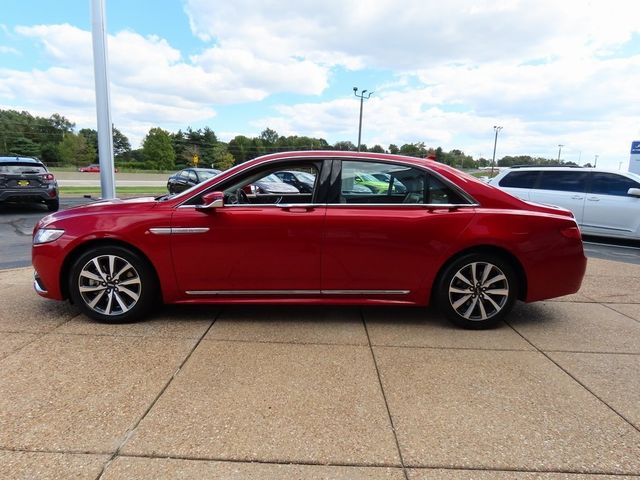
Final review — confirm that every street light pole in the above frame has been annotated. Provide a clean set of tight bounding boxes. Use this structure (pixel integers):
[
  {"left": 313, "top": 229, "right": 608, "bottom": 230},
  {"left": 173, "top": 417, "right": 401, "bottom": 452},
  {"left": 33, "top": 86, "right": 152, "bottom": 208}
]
[
  {"left": 557, "top": 144, "right": 564, "bottom": 164},
  {"left": 353, "top": 87, "right": 373, "bottom": 152},
  {"left": 594, "top": 155, "right": 599, "bottom": 168},
  {"left": 490, "top": 126, "right": 502, "bottom": 176},
  {"left": 91, "top": 0, "right": 116, "bottom": 199}
]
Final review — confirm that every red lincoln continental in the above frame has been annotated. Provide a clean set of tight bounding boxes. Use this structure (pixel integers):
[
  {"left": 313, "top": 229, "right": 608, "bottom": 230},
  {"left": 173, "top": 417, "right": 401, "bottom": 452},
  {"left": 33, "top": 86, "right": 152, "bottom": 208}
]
[{"left": 32, "top": 151, "right": 586, "bottom": 329}]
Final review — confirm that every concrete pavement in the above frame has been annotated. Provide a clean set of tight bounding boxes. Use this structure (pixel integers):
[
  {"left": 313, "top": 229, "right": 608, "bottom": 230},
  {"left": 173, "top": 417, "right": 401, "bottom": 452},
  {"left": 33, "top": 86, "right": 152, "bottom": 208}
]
[{"left": 0, "top": 259, "right": 638, "bottom": 479}]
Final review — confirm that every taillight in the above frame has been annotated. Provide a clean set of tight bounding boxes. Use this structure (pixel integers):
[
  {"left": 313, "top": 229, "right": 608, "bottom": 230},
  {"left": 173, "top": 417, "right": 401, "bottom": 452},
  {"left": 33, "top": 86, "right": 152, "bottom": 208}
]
[
  {"left": 41, "top": 173, "right": 55, "bottom": 182},
  {"left": 560, "top": 226, "right": 581, "bottom": 239}
]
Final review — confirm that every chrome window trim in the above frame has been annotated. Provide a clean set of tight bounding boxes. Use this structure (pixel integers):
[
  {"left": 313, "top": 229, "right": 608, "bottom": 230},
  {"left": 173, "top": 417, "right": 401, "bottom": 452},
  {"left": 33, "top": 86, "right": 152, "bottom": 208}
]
[
  {"left": 177, "top": 202, "right": 478, "bottom": 209},
  {"left": 177, "top": 154, "right": 328, "bottom": 208},
  {"left": 185, "top": 289, "right": 410, "bottom": 296},
  {"left": 177, "top": 154, "right": 480, "bottom": 208}
]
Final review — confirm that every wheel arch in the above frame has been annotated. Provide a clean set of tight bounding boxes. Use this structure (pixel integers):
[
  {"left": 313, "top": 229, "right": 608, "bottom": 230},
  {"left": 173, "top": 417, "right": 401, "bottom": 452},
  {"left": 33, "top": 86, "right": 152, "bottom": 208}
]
[
  {"left": 431, "top": 245, "right": 527, "bottom": 304},
  {"left": 60, "top": 238, "right": 162, "bottom": 303}
]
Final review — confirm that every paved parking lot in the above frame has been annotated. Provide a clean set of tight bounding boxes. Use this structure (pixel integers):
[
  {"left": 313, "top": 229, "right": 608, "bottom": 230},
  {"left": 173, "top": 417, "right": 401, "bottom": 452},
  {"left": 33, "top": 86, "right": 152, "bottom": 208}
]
[{"left": 0, "top": 259, "right": 639, "bottom": 479}]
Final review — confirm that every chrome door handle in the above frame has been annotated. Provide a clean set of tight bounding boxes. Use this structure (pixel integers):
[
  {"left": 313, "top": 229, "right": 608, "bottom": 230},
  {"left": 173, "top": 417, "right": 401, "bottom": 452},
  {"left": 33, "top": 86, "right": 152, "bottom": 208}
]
[
  {"left": 283, "top": 207, "right": 314, "bottom": 213},
  {"left": 571, "top": 195, "right": 584, "bottom": 200},
  {"left": 586, "top": 197, "right": 600, "bottom": 202}
]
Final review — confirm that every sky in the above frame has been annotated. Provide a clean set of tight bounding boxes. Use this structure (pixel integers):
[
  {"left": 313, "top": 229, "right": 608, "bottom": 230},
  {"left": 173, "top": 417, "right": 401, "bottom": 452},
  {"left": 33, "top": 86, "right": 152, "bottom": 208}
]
[{"left": 1, "top": 0, "right": 640, "bottom": 169}]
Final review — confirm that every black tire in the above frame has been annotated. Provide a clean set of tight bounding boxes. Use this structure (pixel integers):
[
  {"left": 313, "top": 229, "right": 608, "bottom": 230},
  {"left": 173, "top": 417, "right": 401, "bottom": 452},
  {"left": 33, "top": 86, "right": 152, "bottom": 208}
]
[
  {"left": 46, "top": 198, "right": 59, "bottom": 212},
  {"left": 436, "top": 253, "right": 518, "bottom": 329},
  {"left": 68, "top": 245, "right": 158, "bottom": 323}
]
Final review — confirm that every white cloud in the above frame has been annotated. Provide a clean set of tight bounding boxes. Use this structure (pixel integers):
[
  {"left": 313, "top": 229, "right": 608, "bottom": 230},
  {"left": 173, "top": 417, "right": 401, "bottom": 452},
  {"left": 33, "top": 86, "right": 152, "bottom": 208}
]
[
  {"left": 184, "top": 0, "right": 640, "bottom": 69},
  {"left": 1, "top": 1, "right": 640, "bottom": 167}
]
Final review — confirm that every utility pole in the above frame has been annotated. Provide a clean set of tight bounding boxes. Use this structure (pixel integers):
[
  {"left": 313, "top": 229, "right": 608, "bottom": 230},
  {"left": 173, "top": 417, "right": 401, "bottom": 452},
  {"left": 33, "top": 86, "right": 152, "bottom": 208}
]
[
  {"left": 490, "top": 126, "right": 502, "bottom": 176},
  {"left": 594, "top": 155, "right": 599, "bottom": 168},
  {"left": 353, "top": 87, "right": 373, "bottom": 152},
  {"left": 557, "top": 144, "right": 564, "bottom": 164},
  {"left": 91, "top": 0, "right": 116, "bottom": 199}
]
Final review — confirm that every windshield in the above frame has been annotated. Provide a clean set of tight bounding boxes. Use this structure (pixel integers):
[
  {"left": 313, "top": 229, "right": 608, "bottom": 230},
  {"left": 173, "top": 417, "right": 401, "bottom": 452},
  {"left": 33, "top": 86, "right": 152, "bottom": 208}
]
[
  {"left": 0, "top": 164, "right": 47, "bottom": 174},
  {"left": 198, "top": 170, "right": 219, "bottom": 181}
]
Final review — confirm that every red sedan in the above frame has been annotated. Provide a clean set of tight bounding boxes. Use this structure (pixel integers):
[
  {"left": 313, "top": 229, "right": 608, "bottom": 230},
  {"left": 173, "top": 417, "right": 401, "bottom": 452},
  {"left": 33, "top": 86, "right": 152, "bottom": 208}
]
[
  {"left": 78, "top": 164, "right": 118, "bottom": 173},
  {"left": 32, "top": 152, "right": 586, "bottom": 329}
]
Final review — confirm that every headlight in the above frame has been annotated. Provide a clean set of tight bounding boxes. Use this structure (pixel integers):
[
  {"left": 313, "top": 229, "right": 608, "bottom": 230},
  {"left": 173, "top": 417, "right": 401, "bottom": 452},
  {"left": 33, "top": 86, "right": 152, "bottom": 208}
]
[{"left": 33, "top": 228, "right": 65, "bottom": 245}]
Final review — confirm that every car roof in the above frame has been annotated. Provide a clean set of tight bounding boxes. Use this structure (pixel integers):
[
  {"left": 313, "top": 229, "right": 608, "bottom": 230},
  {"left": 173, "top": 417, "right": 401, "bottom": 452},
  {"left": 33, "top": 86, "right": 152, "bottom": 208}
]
[
  {"left": 498, "top": 166, "right": 635, "bottom": 176},
  {"left": 0, "top": 156, "right": 42, "bottom": 164}
]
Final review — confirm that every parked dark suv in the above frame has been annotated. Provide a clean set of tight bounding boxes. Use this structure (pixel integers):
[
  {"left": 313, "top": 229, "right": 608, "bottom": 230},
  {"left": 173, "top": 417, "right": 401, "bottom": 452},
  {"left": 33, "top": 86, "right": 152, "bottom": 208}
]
[{"left": 0, "top": 156, "right": 59, "bottom": 211}]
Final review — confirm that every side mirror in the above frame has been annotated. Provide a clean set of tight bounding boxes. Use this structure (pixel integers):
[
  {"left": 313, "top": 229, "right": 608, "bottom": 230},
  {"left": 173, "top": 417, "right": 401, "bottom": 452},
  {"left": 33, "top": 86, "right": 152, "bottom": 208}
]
[
  {"left": 197, "top": 191, "right": 224, "bottom": 210},
  {"left": 628, "top": 187, "right": 640, "bottom": 197}
]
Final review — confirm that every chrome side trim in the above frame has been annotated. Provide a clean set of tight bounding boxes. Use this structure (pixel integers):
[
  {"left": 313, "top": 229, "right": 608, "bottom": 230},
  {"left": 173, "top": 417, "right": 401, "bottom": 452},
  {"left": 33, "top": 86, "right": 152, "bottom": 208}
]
[
  {"left": 186, "top": 290, "right": 320, "bottom": 295},
  {"left": 149, "top": 228, "right": 172, "bottom": 235},
  {"left": 581, "top": 224, "right": 632, "bottom": 233},
  {"left": 149, "top": 227, "right": 210, "bottom": 235},
  {"left": 185, "top": 289, "right": 410, "bottom": 296},
  {"left": 322, "top": 289, "right": 410, "bottom": 295}
]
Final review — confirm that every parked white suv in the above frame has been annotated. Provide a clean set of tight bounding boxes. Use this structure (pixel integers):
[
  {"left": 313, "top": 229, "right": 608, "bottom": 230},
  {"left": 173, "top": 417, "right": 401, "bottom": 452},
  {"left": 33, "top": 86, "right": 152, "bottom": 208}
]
[{"left": 489, "top": 166, "right": 640, "bottom": 240}]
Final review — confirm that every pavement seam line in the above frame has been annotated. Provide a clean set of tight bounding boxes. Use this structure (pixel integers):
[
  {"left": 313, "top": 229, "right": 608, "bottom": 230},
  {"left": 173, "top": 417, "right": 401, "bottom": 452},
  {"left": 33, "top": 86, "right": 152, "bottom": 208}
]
[
  {"left": 505, "top": 319, "right": 640, "bottom": 435},
  {"left": 601, "top": 302, "right": 640, "bottom": 325},
  {"left": 360, "top": 308, "right": 409, "bottom": 480},
  {"left": 0, "top": 313, "right": 83, "bottom": 362},
  {"left": 94, "top": 308, "right": 224, "bottom": 480},
  {"left": 1, "top": 447, "right": 638, "bottom": 476}
]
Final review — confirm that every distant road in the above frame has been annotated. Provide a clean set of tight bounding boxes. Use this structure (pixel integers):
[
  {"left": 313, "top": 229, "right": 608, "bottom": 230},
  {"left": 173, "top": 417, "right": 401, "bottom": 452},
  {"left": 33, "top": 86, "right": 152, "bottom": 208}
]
[{"left": 55, "top": 171, "right": 167, "bottom": 187}]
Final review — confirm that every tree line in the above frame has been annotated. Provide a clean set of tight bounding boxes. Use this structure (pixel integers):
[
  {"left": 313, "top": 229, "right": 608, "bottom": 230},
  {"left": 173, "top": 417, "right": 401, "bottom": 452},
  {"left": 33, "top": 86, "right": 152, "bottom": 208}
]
[{"left": 0, "top": 109, "right": 565, "bottom": 171}]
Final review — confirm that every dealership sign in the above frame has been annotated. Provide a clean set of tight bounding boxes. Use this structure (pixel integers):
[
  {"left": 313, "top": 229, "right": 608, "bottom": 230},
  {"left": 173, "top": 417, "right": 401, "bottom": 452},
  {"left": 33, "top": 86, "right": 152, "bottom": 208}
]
[{"left": 630, "top": 141, "right": 640, "bottom": 174}]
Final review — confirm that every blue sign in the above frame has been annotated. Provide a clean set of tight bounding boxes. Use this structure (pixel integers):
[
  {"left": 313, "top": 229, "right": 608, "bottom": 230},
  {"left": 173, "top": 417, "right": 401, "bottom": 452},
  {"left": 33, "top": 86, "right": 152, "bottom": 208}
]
[{"left": 631, "top": 141, "right": 640, "bottom": 154}]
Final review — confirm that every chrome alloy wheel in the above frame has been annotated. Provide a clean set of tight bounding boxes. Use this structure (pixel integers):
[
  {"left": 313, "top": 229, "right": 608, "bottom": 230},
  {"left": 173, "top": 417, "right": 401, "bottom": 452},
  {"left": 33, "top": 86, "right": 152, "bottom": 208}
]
[
  {"left": 77, "top": 255, "right": 142, "bottom": 316},
  {"left": 448, "top": 261, "right": 509, "bottom": 322}
]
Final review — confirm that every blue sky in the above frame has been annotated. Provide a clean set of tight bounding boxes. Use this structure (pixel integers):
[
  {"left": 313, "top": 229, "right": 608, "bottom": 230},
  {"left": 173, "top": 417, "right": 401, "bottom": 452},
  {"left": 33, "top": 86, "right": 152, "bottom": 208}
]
[{"left": 2, "top": 0, "right": 640, "bottom": 169}]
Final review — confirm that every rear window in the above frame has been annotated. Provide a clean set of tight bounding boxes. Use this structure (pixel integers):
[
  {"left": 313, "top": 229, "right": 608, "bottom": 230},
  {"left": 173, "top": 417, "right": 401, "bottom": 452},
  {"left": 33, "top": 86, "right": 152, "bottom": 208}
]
[
  {"left": 0, "top": 163, "right": 47, "bottom": 174},
  {"left": 498, "top": 171, "right": 539, "bottom": 188},
  {"left": 538, "top": 171, "right": 588, "bottom": 192}
]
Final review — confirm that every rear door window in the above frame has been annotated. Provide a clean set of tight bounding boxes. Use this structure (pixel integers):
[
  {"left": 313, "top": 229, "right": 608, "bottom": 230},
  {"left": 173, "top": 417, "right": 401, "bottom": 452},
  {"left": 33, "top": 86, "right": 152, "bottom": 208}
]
[
  {"left": 498, "top": 171, "right": 539, "bottom": 188},
  {"left": 538, "top": 171, "right": 588, "bottom": 192}
]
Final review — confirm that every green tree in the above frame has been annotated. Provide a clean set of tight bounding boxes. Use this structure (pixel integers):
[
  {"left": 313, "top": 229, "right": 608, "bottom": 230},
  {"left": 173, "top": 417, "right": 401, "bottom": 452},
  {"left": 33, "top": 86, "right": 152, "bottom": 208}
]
[
  {"left": 260, "top": 127, "right": 279, "bottom": 149},
  {"left": 113, "top": 127, "right": 131, "bottom": 158},
  {"left": 388, "top": 144, "right": 399, "bottom": 155},
  {"left": 228, "top": 135, "right": 253, "bottom": 164},
  {"left": 58, "top": 132, "right": 96, "bottom": 167},
  {"left": 334, "top": 141, "right": 356, "bottom": 151},
  {"left": 399, "top": 142, "right": 427, "bottom": 158},
  {"left": 212, "top": 144, "right": 235, "bottom": 170},
  {"left": 142, "top": 128, "right": 175, "bottom": 170},
  {"left": 370, "top": 144, "right": 385, "bottom": 153}
]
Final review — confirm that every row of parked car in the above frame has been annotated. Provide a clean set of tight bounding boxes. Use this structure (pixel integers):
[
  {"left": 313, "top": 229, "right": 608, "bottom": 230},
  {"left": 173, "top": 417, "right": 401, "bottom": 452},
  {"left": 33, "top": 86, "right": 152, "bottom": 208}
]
[{"left": 166, "top": 168, "right": 316, "bottom": 195}]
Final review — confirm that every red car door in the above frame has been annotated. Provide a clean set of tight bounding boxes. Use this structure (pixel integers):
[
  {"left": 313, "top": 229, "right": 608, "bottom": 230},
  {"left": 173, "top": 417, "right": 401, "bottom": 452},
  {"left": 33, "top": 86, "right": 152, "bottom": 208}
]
[
  {"left": 169, "top": 161, "right": 327, "bottom": 295},
  {"left": 321, "top": 159, "right": 476, "bottom": 299}
]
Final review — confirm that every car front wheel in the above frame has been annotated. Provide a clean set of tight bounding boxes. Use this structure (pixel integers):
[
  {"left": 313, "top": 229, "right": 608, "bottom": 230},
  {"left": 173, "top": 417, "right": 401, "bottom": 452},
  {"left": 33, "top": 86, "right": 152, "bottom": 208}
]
[
  {"left": 437, "top": 253, "right": 518, "bottom": 329},
  {"left": 69, "top": 245, "right": 157, "bottom": 323}
]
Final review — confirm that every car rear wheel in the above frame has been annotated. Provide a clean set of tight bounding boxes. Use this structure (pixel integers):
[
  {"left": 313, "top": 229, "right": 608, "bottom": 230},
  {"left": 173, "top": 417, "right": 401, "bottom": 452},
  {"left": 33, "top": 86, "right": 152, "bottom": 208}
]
[
  {"left": 69, "top": 245, "right": 157, "bottom": 323},
  {"left": 436, "top": 253, "right": 518, "bottom": 329},
  {"left": 46, "top": 198, "right": 59, "bottom": 212}
]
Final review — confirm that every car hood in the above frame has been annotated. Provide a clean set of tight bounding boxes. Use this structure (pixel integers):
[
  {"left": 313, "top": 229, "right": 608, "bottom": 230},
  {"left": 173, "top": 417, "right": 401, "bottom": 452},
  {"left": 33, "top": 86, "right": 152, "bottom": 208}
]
[{"left": 36, "top": 196, "right": 158, "bottom": 229}]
